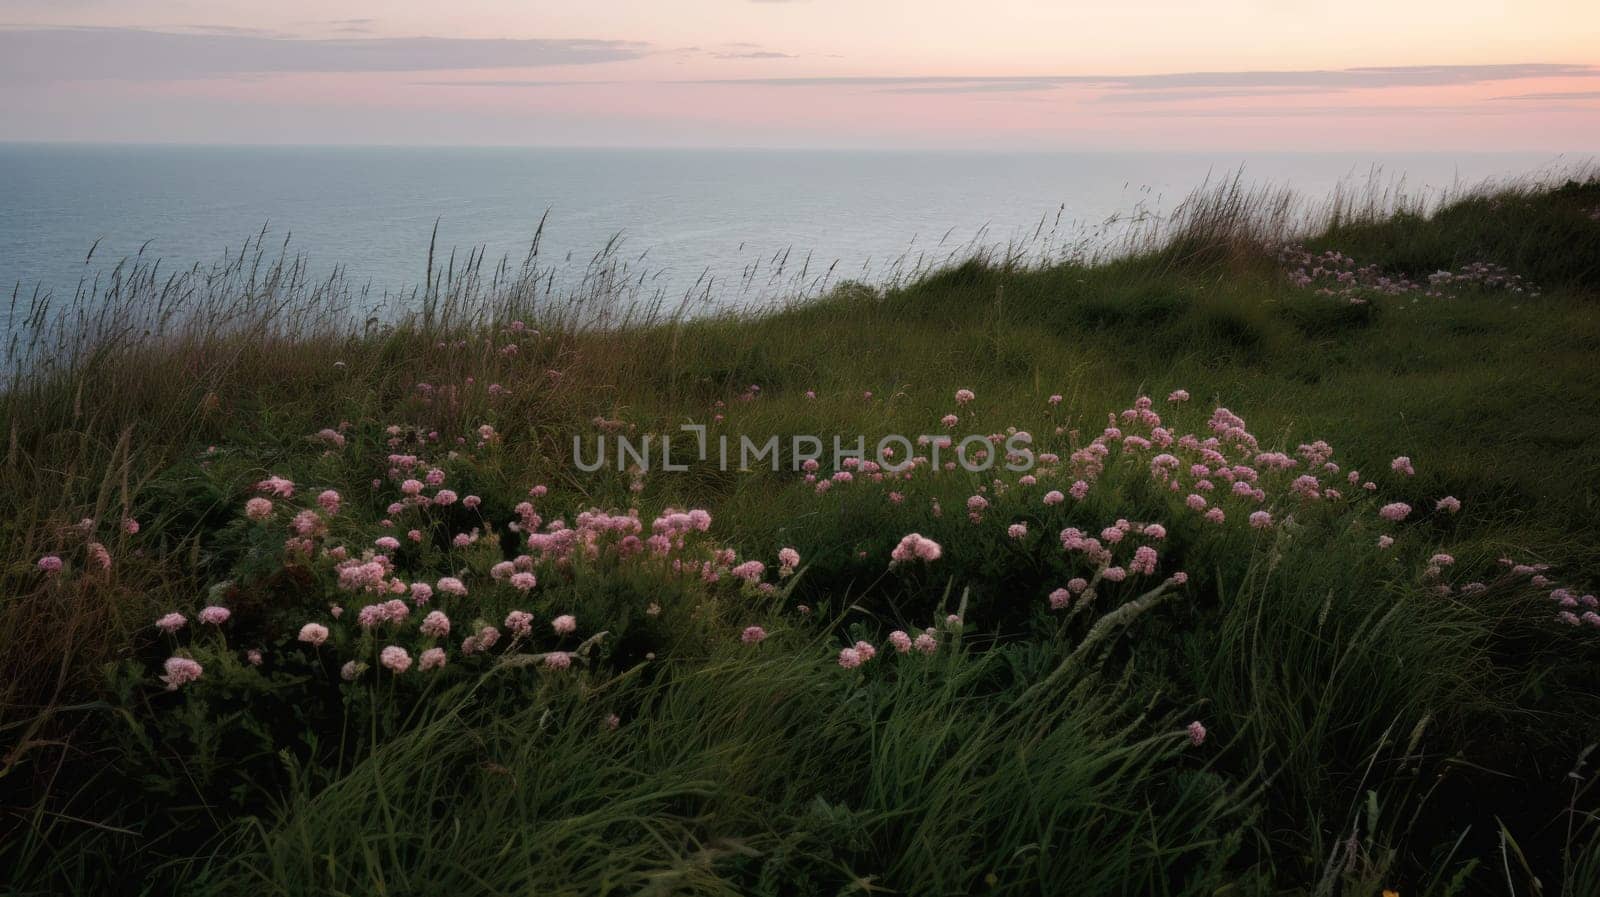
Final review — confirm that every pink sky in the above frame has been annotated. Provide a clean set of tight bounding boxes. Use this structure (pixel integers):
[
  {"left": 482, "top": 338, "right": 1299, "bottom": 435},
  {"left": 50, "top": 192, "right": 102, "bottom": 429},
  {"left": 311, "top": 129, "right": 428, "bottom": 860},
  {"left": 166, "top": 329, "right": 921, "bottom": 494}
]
[{"left": 1, "top": 0, "right": 1597, "bottom": 149}]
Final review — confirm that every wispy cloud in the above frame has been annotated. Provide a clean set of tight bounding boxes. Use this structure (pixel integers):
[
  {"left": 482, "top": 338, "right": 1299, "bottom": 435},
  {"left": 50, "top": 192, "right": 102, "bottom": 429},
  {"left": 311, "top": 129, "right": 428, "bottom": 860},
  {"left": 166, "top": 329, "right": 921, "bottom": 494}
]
[
  {"left": 0, "top": 26, "right": 652, "bottom": 85},
  {"left": 1492, "top": 89, "right": 1600, "bottom": 101},
  {"left": 686, "top": 64, "right": 1600, "bottom": 98}
]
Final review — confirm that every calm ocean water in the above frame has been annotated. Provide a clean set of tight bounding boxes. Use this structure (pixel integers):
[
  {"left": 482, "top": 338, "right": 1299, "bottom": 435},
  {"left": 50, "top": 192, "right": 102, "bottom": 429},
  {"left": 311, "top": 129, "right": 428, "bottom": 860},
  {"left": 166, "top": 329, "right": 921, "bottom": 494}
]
[{"left": 0, "top": 144, "right": 1582, "bottom": 320}]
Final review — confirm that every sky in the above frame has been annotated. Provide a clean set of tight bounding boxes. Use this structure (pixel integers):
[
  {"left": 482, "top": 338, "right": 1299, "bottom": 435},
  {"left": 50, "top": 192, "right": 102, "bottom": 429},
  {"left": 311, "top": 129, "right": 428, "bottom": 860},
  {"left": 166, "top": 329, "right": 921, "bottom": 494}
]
[{"left": 0, "top": 0, "right": 1597, "bottom": 149}]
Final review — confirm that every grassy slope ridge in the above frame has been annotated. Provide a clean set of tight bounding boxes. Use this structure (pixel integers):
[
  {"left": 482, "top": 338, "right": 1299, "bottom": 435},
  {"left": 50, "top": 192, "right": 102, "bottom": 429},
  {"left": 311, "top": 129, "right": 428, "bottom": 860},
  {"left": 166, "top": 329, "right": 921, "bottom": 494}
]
[{"left": 1, "top": 176, "right": 1599, "bottom": 895}]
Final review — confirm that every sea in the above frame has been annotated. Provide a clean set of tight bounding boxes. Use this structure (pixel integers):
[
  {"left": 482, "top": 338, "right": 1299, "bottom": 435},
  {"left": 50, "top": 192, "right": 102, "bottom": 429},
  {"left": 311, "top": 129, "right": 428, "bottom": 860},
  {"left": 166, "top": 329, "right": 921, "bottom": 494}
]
[{"left": 0, "top": 144, "right": 1587, "bottom": 326}]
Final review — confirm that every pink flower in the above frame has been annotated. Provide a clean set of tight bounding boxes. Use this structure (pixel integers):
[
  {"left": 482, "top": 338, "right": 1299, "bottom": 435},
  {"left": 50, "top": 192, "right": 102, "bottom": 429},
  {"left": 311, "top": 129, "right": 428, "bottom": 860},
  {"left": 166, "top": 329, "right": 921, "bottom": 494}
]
[
  {"left": 198, "top": 606, "right": 231, "bottom": 626},
  {"left": 298, "top": 622, "right": 330, "bottom": 646},
  {"left": 340, "top": 660, "right": 365, "bottom": 680},
  {"left": 255, "top": 475, "right": 295, "bottom": 497},
  {"left": 434, "top": 489, "right": 458, "bottom": 506},
  {"left": 1377, "top": 535, "right": 1395, "bottom": 549},
  {"left": 380, "top": 645, "right": 412, "bottom": 674},
  {"left": 551, "top": 614, "right": 577, "bottom": 636},
  {"left": 1379, "top": 502, "right": 1412, "bottom": 522},
  {"left": 890, "top": 533, "right": 942, "bottom": 565},
  {"left": 246, "top": 649, "right": 263, "bottom": 666},
  {"left": 1007, "top": 523, "right": 1028, "bottom": 540},
  {"left": 1166, "top": 389, "right": 1190, "bottom": 402},
  {"left": 156, "top": 612, "right": 187, "bottom": 634},
  {"left": 1043, "top": 490, "right": 1065, "bottom": 506},
  {"left": 317, "top": 490, "right": 341, "bottom": 513},
  {"left": 544, "top": 651, "right": 572, "bottom": 670},
  {"left": 400, "top": 479, "right": 423, "bottom": 496},
  {"left": 122, "top": 517, "right": 140, "bottom": 534},
  {"left": 955, "top": 388, "right": 975, "bottom": 405},
  {"left": 374, "top": 536, "right": 400, "bottom": 552},
  {"left": 1048, "top": 394, "right": 1063, "bottom": 405},
  {"left": 741, "top": 625, "right": 768, "bottom": 645},
  {"left": 837, "top": 647, "right": 863, "bottom": 669},
  {"left": 1249, "top": 510, "right": 1273, "bottom": 530},
  {"left": 888, "top": 630, "right": 913, "bottom": 653},
  {"left": 913, "top": 631, "right": 938, "bottom": 654},
  {"left": 410, "top": 582, "right": 434, "bottom": 604},
  {"left": 509, "top": 572, "right": 537, "bottom": 591},
  {"left": 854, "top": 640, "right": 877, "bottom": 661},
  {"left": 418, "top": 647, "right": 447, "bottom": 671},
  {"left": 1186, "top": 720, "right": 1207, "bottom": 746},
  {"left": 1049, "top": 588, "right": 1071, "bottom": 610},
  {"left": 245, "top": 497, "right": 274, "bottom": 521},
  {"left": 160, "top": 656, "right": 203, "bottom": 690},
  {"left": 731, "top": 560, "right": 766, "bottom": 583},
  {"left": 437, "top": 577, "right": 467, "bottom": 596},
  {"left": 1436, "top": 496, "right": 1461, "bottom": 513},
  {"left": 1391, "top": 456, "right": 1415, "bottom": 476},
  {"left": 420, "top": 611, "right": 451, "bottom": 638},
  {"left": 940, "top": 413, "right": 959, "bottom": 428},
  {"left": 37, "top": 555, "right": 63, "bottom": 574},
  {"left": 504, "top": 611, "right": 534, "bottom": 636}
]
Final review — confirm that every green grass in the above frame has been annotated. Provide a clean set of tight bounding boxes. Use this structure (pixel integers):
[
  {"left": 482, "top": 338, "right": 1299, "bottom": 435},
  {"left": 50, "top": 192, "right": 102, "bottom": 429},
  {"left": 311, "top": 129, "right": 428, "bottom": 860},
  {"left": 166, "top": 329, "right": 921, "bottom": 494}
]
[{"left": 2, "top": 174, "right": 1600, "bottom": 896}]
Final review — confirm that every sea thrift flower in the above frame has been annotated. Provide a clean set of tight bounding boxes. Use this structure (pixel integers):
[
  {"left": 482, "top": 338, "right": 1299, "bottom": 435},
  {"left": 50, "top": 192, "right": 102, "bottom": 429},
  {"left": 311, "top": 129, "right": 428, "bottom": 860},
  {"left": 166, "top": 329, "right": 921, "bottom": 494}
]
[
  {"left": 122, "top": 517, "right": 139, "bottom": 534},
  {"left": 1379, "top": 502, "right": 1412, "bottom": 522},
  {"left": 552, "top": 614, "right": 577, "bottom": 636},
  {"left": 504, "top": 611, "right": 534, "bottom": 636},
  {"left": 198, "top": 606, "right": 231, "bottom": 626},
  {"left": 1167, "top": 389, "right": 1190, "bottom": 402},
  {"left": 437, "top": 577, "right": 468, "bottom": 596},
  {"left": 741, "top": 625, "right": 768, "bottom": 645},
  {"left": 317, "top": 490, "right": 341, "bottom": 513},
  {"left": 156, "top": 612, "right": 186, "bottom": 634},
  {"left": 1186, "top": 720, "right": 1207, "bottom": 746},
  {"left": 37, "top": 555, "right": 63, "bottom": 574},
  {"left": 418, "top": 647, "right": 447, "bottom": 671},
  {"left": 246, "top": 649, "right": 263, "bottom": 666},
  {"left": 509, "top": 572, "right": 537, "bottom": 591},
  {"left": 1378, "top": 535, "right": 1395, "bottom": 549},
  {"left": 778, "top": 547, "right": 800, "bottom": 575},
  {"left": 1008, "top": 523, "right": 1029, "bottom": 540},
  {"left": 544, "top": 651, "right": 572, "bottom": 670},
  {"left": 1249, "top": 511, "right": 1273, "bottom": 530},
  {"left": 1049, "top": 588, "right": 1072, "bottom": 610},
  {"left": 837, "top": 647, "right": 863, "bottom": 669},
  {"left": 375, "top": 536, "right": 400, "bottom": 552},
  {"left": 298, "top": 622, "right": 330, "bottom": 646},
  {"left": 955, "top": 389, "right": 975, "bottom": 405},
  {"left": 245, "top": 498, "right": 274, "bottom": 521},
  {"left": 889, "top": 630, "right": 913, "bottom": 653},
  {"left": 434, "top": 489, "right": 458, "bottom": 506},
  {"left": 420, "top": 611, "right": 451, "bottom": 638},
  {"left": 410, "top": 582, "right": 434, "bottom": 604},
  {"left": 731, "top": 560, "right": 766, "bottom": 583},
  {"left": 256, "top": 476, "right": 295, "bottom": 497},
  {"left": 890, "top": 533, "right": 942, "bottom": 565},
  {"left": 380, "top": 645, "right": 412, "bottom": 674},
  {"left": 941, "top": 414, "right": 959, "bottom": 428},
  {"left": 160, "top": 656, "right": 203, "bottom": 690},
  {"left": 1048, "top": 394, "right": 1063, "bottom": 405},
  {"left": 1043, "top": 490, "right": 1065, "bottom": 506},
  {"left": 1391, "top": 456, "right": 1415, "bottom": 476},
  {"left": 1436, "top": 496, "right": 1461, "bottom": 513},
  {"left": 913, "top": 631, "right": 938, "bottom": 654}
]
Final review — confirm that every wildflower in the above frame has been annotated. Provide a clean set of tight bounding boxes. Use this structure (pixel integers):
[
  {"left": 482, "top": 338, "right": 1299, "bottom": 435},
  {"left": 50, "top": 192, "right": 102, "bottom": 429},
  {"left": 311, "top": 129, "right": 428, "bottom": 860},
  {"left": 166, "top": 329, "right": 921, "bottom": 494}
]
[
  {"left": 256, "top": 475, "right": 295, "bottom": 497},
  {"left": 420, "top": 611, "right": 451, "bottom": 638},
  {"left": 1378, "top": 535, "right": 1395, "bottom": 549},
  {"left": 37, "top": 555, "right": 63, "bottom": 574},
  {"left": 1249, "top": 510, "right": 1273, "bottom": 530},
  {"left": 1167, "top": 389, "right": 1190, "bottom": 402},
  {"left": 913, "top": 631, "right": 938, "bottom": 654},
  {"left": 246, "top": 649, "right": 263, "bottom": 666},
  {"left": 298, "top": 622, "right": 331, "bottom": 646},
  {"left": 375, "top": 536, "right": 400, "bottom": 552},
  {"left": 419, "top": 647, "right": 447, "bottom": 671},
  {"left": 1049, "top": 588, "right": 1071, "bottom": 610},
  {"left": 941, "top": 413, "right": 959, "bottom": 428},
  {"left": 437, "top": 577, "right": 468, "bottom": 596},
  {"left": 1186, "top": 720, "right": 1207, "bottom": 746},
  {"left": 156, "top": 612, "right": 187, "bottom": 634},
  {"left": 955, "top": 388, "right": 975, "bottom": 405},
  {"left": 890, "top": 533, "right": 942, "bottom": 565},
  {"left": 317, "top": 490, "right": 341, "bottom": 513},
  {"left": 434, "top": 489, "right": 458, "bottom": 506},
  {"left": 340, "top": 660, "right": 366, "bottom": 681},
  {"left": 1436, "top": 496, "right": 1461, "bottom": 513},
  {"left": 552, "top": 614, "right": 577, "bottom": 636},
  {"left": 380, "top": 645, "right": 412, "bottom": 674},
  {"left": 1048, "top": 394, "right": 1063, "bottom": 405},
  {"left": 160, "top": 656, "right": 203, "bottom": 690},
  {"left": 731, "top": 560, "right": 766, "bottom": 583},
  {"left": 245, "top": 498, "right": 274, "bottom": 521},
  {"left": 509, "top": 571, "right": 537, "bottom": 591},
  {"left": 410, "top": 582, "right": 434, "bottom": 603},
  {"left": 888, "top": 630, "right": 913, "bottom": 652},
  {"left": 741, "top": 625, "right": 768, "bottom": 645},
  {"left": 854, "top": 640, "right": 877, "bottom": 661},
  {"left": 1043, "top": 490, "right": 1065, "bottom": 506},
  {"left": 198, "top": 606, "right": 231, "bottom": 626},
  {"left": 1390, "top": 456, "right": 1415, "bottom": 476},
  {"left": 504, "top": 611, "right": 534, "bottom": 636},
  {"left": 778, "top": 547, "right": 800, "bottom": 575},
  {"left": 122, "top": 517, "right": 140, "bottom": 534},
  {"left": 837, "top": 647, "right": 863, "bottom": 669},
  {"left": 1379, "top": 502, "right": 1412, "bottom": 522},
  {"left": 544, "top": 651, "right": 572, "bottom": 670},
  {"left": 1008, "top": 523, "right": 1028, "bottom": 540}
]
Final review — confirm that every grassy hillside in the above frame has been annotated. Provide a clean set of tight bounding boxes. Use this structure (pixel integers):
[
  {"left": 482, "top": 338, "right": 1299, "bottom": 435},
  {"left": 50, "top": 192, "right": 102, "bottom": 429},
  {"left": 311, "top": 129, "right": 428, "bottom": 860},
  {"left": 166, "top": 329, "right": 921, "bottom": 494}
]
[{"left": 3, "top": 175, "right": 1600, "bottom": 896}]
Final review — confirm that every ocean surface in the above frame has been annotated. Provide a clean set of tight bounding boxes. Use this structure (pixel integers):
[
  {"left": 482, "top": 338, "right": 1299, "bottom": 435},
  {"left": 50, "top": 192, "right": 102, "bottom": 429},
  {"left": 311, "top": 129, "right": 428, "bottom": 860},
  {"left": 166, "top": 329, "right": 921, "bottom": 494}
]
[{"left": 0, "top": 145, "right": 1586, "bottom": 323}]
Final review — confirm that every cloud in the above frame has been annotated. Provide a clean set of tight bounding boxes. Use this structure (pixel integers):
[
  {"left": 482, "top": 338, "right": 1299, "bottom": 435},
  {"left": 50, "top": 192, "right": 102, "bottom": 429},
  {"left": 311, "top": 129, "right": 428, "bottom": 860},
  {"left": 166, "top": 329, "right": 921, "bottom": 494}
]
[
  {"left": 712, "top": 50, "right": 797, "bottom": 59},
  {"left": 1492, "top": 89, "right": 1600, "bottom": 101},
  {"left": 0, "top": 26, "right": 652, "bottom": 84},
  {"left": 686, "top": 64, "right": 1600, "bottom": 97}
]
